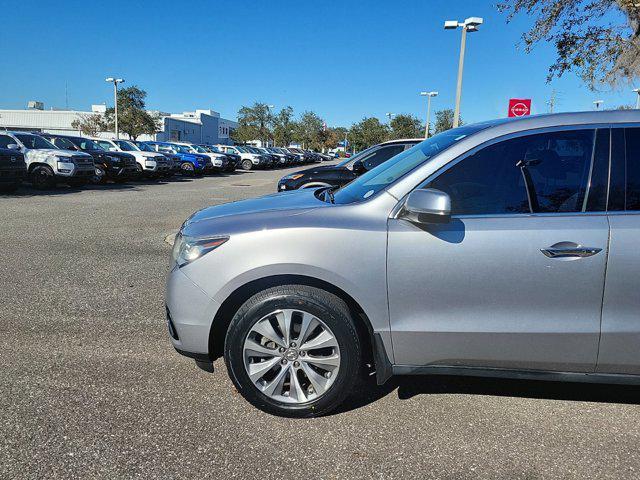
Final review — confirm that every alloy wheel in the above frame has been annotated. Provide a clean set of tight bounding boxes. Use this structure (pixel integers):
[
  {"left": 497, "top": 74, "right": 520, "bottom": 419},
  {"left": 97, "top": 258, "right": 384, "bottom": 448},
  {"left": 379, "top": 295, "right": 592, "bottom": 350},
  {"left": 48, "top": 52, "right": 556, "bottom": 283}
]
[{"left": 242, "top": 309, "right": 341, "bottom": 403}]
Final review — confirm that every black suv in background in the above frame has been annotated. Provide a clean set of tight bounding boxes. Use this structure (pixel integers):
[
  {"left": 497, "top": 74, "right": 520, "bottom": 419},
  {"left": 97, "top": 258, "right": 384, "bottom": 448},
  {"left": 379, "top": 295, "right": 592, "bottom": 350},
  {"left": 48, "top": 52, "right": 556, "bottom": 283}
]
[
  {"left": 41, "top": 134, "right": 138, "bottom": 183},
  {"left": 277, "top": 138, "right": 421, "bottom": 191},
  {"left": 0, "top": 145, "right": 26, "bottom": 192}
]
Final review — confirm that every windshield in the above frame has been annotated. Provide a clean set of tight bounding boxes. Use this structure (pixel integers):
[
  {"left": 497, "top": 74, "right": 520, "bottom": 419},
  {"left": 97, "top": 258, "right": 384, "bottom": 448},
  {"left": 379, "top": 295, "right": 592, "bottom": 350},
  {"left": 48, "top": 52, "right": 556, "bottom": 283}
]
[
  {"left": 337, "top": 145, "right": 378, "bottom": 168},
  {"left": 115, "top": 140, "right": 140, "bottom": 151},
  {"left": 235, "top": 146, "right": 248, "bottom": 153},
  {"left": 191, "top": 145, "right": 207, "bottom": 153},
  {"left": 49, "top": 137, "right": 77, "bottom": 150},
  {"left": 16, "top": 134, "right": 56, "bottom": 150},
  {"left": 332, "top": 125, "right": 489, "bottom": 205},
  {"left": 68, "top": 137, "right": 102, "bottom": 151},
  {"left": 172, "top": 144, "right": 191, "bottom": 154},
  {"left": 137, "top": 142, "right": 155, "bottom": 152}
]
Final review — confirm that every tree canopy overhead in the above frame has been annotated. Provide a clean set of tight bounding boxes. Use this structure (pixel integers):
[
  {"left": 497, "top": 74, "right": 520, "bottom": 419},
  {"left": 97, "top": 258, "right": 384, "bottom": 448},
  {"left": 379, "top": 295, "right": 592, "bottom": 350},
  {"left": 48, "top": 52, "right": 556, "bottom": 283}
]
[{"left": 499, "top": 0, "right": 640, "bottom": 89}]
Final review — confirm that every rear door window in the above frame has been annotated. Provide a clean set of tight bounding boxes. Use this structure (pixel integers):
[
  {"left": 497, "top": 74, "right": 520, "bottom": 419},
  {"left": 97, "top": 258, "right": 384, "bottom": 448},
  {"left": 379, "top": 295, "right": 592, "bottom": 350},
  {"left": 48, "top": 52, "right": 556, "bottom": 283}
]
[{"left": 608, "top": 127, "right": 640, "bottom": 211}]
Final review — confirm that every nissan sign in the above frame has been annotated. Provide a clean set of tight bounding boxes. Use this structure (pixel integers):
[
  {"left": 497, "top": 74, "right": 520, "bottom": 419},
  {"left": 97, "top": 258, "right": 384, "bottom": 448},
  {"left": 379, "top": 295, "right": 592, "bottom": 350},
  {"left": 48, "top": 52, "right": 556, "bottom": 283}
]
[{"left": 508, "top": 99, "right": 531, "bottom": 117}]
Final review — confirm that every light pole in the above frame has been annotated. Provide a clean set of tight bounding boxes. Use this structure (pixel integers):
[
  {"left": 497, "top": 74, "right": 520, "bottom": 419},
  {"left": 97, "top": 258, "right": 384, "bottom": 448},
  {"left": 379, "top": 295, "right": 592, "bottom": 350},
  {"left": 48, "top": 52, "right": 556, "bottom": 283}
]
[
  {"left": 105, "top": 77, "right": 125, "bottom": 138},
  {"left": 386, "top": 112, "right": 395, "bottom": 124},
  {"left": 420, "top": 91, "right": 438, "bottom": 138},
  {"left": 267, "top": 104, "right": 275, "bottom": 146},
  {"left": 633, "top": 89, "right": 640, "bottom": 109},
  {"left": 444, "top": 17, "right": 483, "bottom": 128},
  {"left": 593, "top": 100, "right": 604, "bottom": 110}
]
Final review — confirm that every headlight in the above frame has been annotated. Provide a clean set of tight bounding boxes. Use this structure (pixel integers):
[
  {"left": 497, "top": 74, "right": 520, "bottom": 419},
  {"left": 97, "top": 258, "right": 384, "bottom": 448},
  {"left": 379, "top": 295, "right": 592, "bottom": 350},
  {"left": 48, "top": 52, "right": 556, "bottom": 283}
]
[
  {"left": 172, "top": 233, "right": 229, "bottom": 267},
  {"left": 145, "top": 160, "right": 157, "bottom": 168},
  {"left": 282, "top": 173, "right": 304, "bottom": 181}
]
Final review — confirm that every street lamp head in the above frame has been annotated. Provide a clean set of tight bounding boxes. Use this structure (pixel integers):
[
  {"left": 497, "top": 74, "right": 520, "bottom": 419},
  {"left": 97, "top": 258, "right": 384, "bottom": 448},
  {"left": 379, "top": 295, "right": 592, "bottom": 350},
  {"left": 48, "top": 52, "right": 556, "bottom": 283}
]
[
  {"left": 633, "top": 88, "right": 640, "bottom": 93},
  {"left": 466, "top": 25, "right": 479, "bottom": 32},
  {"left": 444, "top": 20, "right": 459, "bottom": 29},
  {"left": 116, "top": 78, "right": 125, "bottom": 84},
  {"left": 105, "top": 77, "right": 114, "bottom": 82},
  {"left": 464, "top": 17, "right": 483, "bottom": 27},
  {"left": 429, "top": 91, "right": 438, "bottom": 97}
]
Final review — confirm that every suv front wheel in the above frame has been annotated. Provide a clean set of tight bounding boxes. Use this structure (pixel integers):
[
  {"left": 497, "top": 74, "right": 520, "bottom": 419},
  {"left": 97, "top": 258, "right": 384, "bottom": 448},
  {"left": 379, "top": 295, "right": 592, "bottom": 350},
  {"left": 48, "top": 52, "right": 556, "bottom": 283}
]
[{"left": 224, "top": 285, "right": 362, "bottom": 417}]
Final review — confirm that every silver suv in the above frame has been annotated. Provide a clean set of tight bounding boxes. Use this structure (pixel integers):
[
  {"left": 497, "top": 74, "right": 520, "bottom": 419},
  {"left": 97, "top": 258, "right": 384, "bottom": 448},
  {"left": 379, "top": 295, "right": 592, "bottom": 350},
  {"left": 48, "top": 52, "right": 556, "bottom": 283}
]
[
  {"left": 0, "top": 131, "right": 95, "bottom": 188},
  {"left": 166, "top": 111, "right": 640, "bottom": 417}
]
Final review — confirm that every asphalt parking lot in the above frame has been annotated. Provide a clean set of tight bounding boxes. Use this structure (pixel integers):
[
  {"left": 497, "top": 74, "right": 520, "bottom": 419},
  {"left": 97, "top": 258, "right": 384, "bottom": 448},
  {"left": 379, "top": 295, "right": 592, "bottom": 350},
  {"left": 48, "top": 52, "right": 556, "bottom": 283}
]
[{"left": 2, "top": 164, "right": 640, "bottom": 480}]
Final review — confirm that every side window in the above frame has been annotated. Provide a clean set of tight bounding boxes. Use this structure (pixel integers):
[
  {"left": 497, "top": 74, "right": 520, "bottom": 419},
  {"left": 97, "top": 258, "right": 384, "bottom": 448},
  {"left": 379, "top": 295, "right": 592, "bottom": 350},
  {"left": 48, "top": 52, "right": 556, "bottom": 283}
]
[
  {"left": 427, "top": 129, "right": 595, "bottom": 215},
  {"left": 0, "top": 135, "right": 14, "bottom": 149},
  {"left": 624, "top": 127, "right": 640, "bottom": 210},
  {"left": 362, "top": 145, "right": 405, "bottom": 170},
  {"left": 97, "top": 141, "right": 113, "bottom": 150}
]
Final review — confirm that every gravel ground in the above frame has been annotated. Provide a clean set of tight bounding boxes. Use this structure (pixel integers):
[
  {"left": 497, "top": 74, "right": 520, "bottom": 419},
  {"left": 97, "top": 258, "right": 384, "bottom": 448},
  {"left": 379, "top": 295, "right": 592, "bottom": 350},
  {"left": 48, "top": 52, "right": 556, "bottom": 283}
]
[{"left": 1, "top": 164, "right": 640, "bottom": 480}]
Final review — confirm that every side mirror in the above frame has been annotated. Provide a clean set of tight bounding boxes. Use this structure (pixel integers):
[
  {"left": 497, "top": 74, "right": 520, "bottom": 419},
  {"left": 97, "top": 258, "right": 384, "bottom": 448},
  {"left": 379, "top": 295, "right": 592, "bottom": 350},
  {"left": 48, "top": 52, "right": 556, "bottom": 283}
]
[
  {"left": 400, "top": 188, "right": 451, "bottom": 224},
  {"left": 352, "top": 159, "right": 366, "bottom": 175},
  {"left": 6, "top": 144, "right": 20, "bottom": 150}
]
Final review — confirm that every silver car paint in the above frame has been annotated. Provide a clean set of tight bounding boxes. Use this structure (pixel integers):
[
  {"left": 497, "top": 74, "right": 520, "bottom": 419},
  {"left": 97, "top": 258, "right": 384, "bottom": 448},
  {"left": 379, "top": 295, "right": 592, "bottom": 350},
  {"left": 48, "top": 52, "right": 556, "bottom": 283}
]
[{"left": 167, "top": 110, "right": 640, "bottom": 377}]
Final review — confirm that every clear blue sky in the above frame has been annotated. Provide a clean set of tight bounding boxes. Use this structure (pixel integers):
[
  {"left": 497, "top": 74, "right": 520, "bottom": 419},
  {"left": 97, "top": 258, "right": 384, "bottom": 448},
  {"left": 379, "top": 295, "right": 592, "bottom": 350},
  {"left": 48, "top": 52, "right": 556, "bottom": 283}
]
[{"left": 0, "top": 0, "right": 635, "bottom": 126}]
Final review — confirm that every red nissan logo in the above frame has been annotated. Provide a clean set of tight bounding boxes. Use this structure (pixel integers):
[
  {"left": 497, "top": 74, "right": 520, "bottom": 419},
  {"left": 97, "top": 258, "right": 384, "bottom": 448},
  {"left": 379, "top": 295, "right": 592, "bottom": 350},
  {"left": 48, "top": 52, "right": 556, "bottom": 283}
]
[{"left": 510, "top": 102, "right": 529, "bottom": 117}]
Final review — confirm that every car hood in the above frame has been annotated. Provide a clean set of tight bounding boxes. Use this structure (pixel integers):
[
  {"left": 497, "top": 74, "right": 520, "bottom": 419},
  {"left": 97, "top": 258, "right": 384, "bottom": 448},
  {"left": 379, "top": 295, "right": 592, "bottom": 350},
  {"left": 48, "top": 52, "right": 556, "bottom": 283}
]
[
  {"left": 184, "top": 188, "right": 327, "bottom": 229},
  {"left": 25, "top": 148, "right": 91, "bottom": 159}
]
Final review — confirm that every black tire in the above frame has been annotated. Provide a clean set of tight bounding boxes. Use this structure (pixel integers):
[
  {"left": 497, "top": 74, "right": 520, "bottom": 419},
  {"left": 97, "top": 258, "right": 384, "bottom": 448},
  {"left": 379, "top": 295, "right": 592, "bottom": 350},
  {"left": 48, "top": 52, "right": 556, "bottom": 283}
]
[
  {"left": 180, "top": 162, "right": 195, "bottom": 176},
  {"left": 30, "top": 165, "right": 55, "bottom": 189},
  {"left": 241, "top": 159, "right": 253, "bottom": 171},
  {"left": 93, "top": 165, "right": 107, "bottom": 184},
  {"left": 224, "top": 285, "right": 362, "bottom": 418}
]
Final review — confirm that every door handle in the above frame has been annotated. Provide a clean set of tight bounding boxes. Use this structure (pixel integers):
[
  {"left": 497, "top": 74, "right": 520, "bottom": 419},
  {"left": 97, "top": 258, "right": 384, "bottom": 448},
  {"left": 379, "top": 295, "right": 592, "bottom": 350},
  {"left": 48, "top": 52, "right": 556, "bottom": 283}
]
[{"left": 540, "top": 243, "right": 602, "bottom": 259}]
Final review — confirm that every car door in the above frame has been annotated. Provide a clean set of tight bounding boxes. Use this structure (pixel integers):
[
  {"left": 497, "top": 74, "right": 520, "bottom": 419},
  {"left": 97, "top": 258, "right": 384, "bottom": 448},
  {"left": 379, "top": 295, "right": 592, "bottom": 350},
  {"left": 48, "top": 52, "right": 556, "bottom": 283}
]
[
  {"left": 387, "top": 127, "right": 610, "bottom": 372},
  {"left": 597, "top": 126, "right": 640, "bottom": 374}
]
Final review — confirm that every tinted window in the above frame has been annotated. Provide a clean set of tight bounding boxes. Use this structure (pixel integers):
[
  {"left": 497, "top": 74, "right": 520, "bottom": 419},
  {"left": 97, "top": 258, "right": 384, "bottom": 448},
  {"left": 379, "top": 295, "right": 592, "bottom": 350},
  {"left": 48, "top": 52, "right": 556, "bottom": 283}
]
[
  {"left": 15, "top": 134, "right": 56, "bottom": 150},
  {"left": 97, "top": 140, "right": 114, "bottom": 151},
  {"left": 427, "top": 129, "right": 595, "bottom": 215},
  {"left": 0, "top": 135, "right": 14, "bottom": 148},
  {"left": 625, "top": 127, "right": 640, "bottom": 210},
  {"left": 362, "top": 145, "right": 405, "bottom": 170}
]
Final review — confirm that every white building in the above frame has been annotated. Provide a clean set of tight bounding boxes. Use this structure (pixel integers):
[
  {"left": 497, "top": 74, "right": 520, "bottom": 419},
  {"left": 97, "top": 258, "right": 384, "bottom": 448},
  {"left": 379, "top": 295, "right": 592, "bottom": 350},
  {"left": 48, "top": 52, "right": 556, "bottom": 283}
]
[{"left": 0, "top": 103, "right": 237, "bottom": 145}]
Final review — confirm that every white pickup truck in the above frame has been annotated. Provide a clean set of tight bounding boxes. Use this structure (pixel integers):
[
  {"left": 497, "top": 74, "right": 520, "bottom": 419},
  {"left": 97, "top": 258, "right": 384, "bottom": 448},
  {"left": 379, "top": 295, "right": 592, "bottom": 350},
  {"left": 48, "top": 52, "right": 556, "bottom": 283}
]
[{"left": 92, "top": 138, "right": 173, "bottom": 177}]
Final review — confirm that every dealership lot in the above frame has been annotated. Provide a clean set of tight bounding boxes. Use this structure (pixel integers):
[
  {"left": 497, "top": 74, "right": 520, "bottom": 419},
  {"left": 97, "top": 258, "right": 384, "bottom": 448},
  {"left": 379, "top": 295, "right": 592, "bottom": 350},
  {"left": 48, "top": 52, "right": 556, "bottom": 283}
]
[{"left": 2, "top": 166, "right": 640, "bottom": 479}]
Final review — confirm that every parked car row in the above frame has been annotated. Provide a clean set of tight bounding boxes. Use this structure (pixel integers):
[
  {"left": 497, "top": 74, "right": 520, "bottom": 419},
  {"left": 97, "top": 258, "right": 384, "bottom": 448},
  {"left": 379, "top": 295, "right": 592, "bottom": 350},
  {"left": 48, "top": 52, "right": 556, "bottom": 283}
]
[{"left": 0, "top": 130, "right": 330, "bottom": 192}]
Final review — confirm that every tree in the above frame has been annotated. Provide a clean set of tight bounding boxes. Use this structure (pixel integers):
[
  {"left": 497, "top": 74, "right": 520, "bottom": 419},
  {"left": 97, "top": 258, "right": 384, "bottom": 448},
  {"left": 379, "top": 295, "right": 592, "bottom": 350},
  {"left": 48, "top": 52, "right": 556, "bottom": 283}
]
[
  {"left": 389, "top": 114, "right": 423, "bottom": 139},
  {"left": 433, "top": 109, "right": 463, "bottom": 134},
  {"left": 272, "top": 106, "right": 295, "bottom": 147},
  {"left": 232, "top": 102, "right": 273, "bottom": 144},
  {"left": 71, "top": 113, "right": 106, "bottom": 137},
  {"left": 103, "top": 86, "right": 160, "bottom": 140},
  {"left": 348, "top": 117, "right": 389, "bottom": 151},
  {"left": 294, "top": 111, "right": 325, "bottom": 150},
  {"left": 498, "top": 0, "right": 640, "bottom": 89}
]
